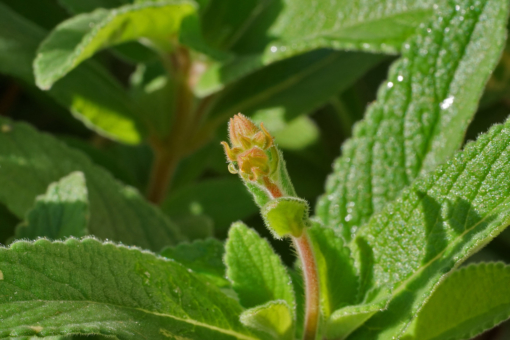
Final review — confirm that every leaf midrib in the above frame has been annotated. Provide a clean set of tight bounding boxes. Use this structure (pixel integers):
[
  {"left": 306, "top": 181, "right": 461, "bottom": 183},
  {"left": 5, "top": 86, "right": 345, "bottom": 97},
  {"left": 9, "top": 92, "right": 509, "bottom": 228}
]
[{"left": 0, "top": 299, "right": 258, "bottom": 340}]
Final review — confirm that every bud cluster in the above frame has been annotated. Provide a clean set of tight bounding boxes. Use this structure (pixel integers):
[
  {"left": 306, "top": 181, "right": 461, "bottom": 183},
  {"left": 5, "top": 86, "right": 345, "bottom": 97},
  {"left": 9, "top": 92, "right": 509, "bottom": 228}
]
[{"left": 221, "top": 114, "right": 275, "bottom": 181}]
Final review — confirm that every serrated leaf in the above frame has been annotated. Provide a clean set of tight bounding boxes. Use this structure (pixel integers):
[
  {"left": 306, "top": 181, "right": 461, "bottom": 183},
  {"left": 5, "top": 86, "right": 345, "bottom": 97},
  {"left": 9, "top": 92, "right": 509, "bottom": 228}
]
[
  {"left": 241, "top": 301, "right": 294, "bottom": 340},
  {"left": 0, "top": 2, "right": 144, "bottom": 144},
  {"left": 160, "top": 237, "right": 228, "bottom": 287},
  {"left": 307, "top": 226, "right": 358, "bottom": 320},
  {"left": 347, "top": 116, "right": 510, "bottom": 337},
  {"left": 401, "top": 262, "right": 510, "bottom": 340},
  {"left": 34, "top": 1, "right": 197, "bottom": 89},
  {"left": 225, "top": 222, "right": 295, "bottom": 313},
  {"left": 0, "top": 238, "right": 259, "bottom": 340},
  {"left": 162, "top": 178, "right": 258, "bottom": 236},
  {"left": 203, "top": 50, "right": 383, "bottom": 124},
  {"left": 0, "top": 117, "right": 183, "bottom": 251},
  {"left": 15, "top": 172, "right": 89, "bottom": 240},
  {"left": 317, "top": 0, "right": 509, "bottom": 241}
]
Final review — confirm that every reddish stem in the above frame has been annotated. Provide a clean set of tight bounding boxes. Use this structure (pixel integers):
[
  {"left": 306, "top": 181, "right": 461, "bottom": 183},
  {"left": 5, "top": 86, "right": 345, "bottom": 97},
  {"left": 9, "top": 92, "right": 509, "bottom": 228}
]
[{"left": 293, "top": 234, "right": 320, "bottom": 340}]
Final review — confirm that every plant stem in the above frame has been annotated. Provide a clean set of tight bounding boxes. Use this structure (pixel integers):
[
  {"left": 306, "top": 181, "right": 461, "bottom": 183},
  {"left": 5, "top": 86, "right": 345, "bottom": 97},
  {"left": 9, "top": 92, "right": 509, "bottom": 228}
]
[
  {"left": 293, "top": 233, "right": 320, "bottom": 340},
  {"left": 146, "top": 143, "right": 178, "bottom": 204}
]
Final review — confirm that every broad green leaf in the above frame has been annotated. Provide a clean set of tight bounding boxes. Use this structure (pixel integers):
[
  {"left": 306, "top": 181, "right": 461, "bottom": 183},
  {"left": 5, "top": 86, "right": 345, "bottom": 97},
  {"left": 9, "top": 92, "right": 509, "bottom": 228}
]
[
  {"left": 204, "top": 50, "right": 383, "bottom": 129},
  {"left": 402, "top": 262, "right": 510, "bottom": 340},
  {"left": 0, "top": 2, "right": 144, "bottom": 144},
  {"left": 0, "top": 117, "right": 183, "bottom": 251},
  {"left": 201, "top": 0, "right": 435, "bottom": 56},
  {"left": 58, "top": 0, "right": 129, "bottom": 14},
  {"left": 197, "top": 0, "right": 437, "bottom": 93},
  {"left": 162, "top": 178, "right": 258, "bottom": 236},
  {"left": 348, "top": 118, "right": 510, "bottom": 338},
  {"left": 262, "top": 197, "right": 309, "bottom": 238},
  {"left": 225, "top": 222, "right": 295, "bottom": 312},
  {"left": 161, "top": 238, "right": 228, "bottom": 287},
  {"left": 307, "top": 226, "right": 358, "bottom": 320},
  {"left": 172, "top": 214, "right": 214, "bottom": 240},
  {"left": 34, "top": 1, "right": 197, "bottom": 89},
  {"left": 241, "top": 301, "right": 294, "bottom": 340},
  {"left": 15, "top": 172, "right": 89, "bottom": 240},
  {"left": 0, "top": 238, "right": 259, "bottom": 340},
  {"left": 317, "top": 0, "right": 509, "bottom": 241}
]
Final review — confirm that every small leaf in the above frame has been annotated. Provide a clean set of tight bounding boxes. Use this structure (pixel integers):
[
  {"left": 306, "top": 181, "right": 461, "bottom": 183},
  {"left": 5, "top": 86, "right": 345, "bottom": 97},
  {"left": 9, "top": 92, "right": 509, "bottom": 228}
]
[
  {"left": 317, "top": 0, "right": 510, "bottom": 241},
  {"left": 0, "top": 238, "right": 259, "bottom": 339},
  {"left": 307, "top": 226, "right": 358, "bottom": 319},
  {"left": 34, "top": 1, "right": 197, "bottom": 89},
  {"left": 160, "top": 238, "right": 228, "bottom": 287},
  {"left": 0, "top": 3, "right": 145, "bottom": 144},
  {"left": 15, "top": 172, "right": 89, "bottom": 240},
  {"left": 262, "top": 197, "right": 309, "bottom": 238},
  {"left": 401, "top": 262, "right": 510, "bottom": 340},
  {"left": 241, "top": 301, "right": 294, "bottom": 340},
  {"left": 225, "top": 222, "right": 295, "bottom": 313},
  {"left": 0, "top": 117, "right": 183, "bottom": 251}
]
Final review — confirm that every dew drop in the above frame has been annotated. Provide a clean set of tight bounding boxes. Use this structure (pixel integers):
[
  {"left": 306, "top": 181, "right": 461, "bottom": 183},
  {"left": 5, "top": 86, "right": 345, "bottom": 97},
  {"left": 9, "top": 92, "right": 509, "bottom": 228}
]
[
  {"left": 270, "top": 46, "right": 278, "bottom": 53},
  {"left": 440, "top": 96, "right": 455, "bottom": 109},
  {"left": 387, "top": 82, "right": 394, "bottom": 88},
  {"left": 397, "top": 75, "right": 404, "bottom": 82},
  {"left": 455, "top": 4, "right": 461, "bottom": 10}
]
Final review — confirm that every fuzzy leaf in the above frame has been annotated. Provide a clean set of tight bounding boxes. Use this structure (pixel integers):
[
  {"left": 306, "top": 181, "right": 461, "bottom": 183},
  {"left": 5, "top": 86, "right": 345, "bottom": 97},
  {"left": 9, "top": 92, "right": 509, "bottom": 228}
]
[
  {"left": 241, "top": 301, "right": 294, "bottom": 340},
  {"left": 262, "top": 197, "right": 309, "bottom": 238},
  {"left": 0, "top": 117, "right": 183, "bottom": 251},
  {"left": 317, "top": 0, "right": 510, "bottom": 241},
  {"left": 160, "top": 238, "right": 228, "bottom": 287},
  {"left": 401, "top": 262, "right": 510, "bottom": 340},
  {"left": 225, "top": 222, "right": 295, "bottom": 312},
  {"left": 348, "top": 117, "right": 510, "bottom": 338},
  {"left": 0, "top": 238, "right": 259, "bottom": 340},
  {"left": 34, "top": 1, "right": 197, "bottom": 89},
  {"left": 0, "top": 2, "right": 144, "bottom": 144},
  {"left": 15, "top": 172, "right": 89, "bottom": 240}
]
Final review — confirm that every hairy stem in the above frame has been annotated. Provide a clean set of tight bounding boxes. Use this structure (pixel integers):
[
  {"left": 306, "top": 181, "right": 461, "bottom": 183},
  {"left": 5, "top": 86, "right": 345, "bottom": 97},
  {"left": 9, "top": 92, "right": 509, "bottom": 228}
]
[
  {"left": 146, "top": 144, "right": 178, "bottom": 204},
  {"left": 293, "top": 233, "right": 320, "bottom": 340}
]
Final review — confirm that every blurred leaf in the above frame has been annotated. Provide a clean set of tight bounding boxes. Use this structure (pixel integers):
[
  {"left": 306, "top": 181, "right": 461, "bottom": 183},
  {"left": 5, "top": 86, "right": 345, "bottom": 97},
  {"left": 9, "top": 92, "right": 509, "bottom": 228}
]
[
  {"left": 0, "top": 238, "right": 257, "bottom": 339},
  {"left": 1, "top": 0, "right": 68, "bottom": 30},
  {"left": 15, "top": 172, "right": 89, "bottom": 240},
  {"left": 162, "top": 178, "right": 258, "bottom": 236},
  {"left": 271, "top": 116, "right": 319, "bottom": 150},
  {"left": 197, "top": 0, "right": 438, "bottom": 94},
  {"left": 171, "top": 214, "right": 214, "bottom": 241},
  {"left": 161, "top": 238, "right": 229, "bottom": 287},
  {"left": 172, "top": 141, "right": 216, "bottom": 190},
  {"left": 0, "top": 117, "right": 183, "bottom": 251},
  {"left": 317, "top": 0, "right": 509, "bottom": 241},
  {"left": 205, "top": 50, "right": 383, "bottom": 129},
  {"left": 34, "top": 1, "right": 197, "bottom": 89},
  {"left": 58, "top": 0, "right": 129, "bottom": 14},
  {"left": 0, "top": 2, "right": 145, "bottom": 144},
  {"left": 0, "top": 204, "right": 19, "bottom": 245},
  {"left": 402, "top": 263, "right": 510, "bottom": 340}
]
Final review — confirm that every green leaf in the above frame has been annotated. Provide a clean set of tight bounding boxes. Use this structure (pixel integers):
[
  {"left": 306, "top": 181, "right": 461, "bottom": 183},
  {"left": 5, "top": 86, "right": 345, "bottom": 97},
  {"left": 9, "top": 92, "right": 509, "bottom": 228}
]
[
  {"left": 0, "top": 2, "right": 144, "bottom": 144},
  {"left": 34, "top": 1, "right": 197, "bottom": 89},
  {"left": 225, "top": 222, "right": 295, "bottom": 312},
  {"left": 401, "top": 262, "right": 510, "bottom": 340},
  {"left": 327, "top": 287, "right": 391, "bottom": 340},
  {"left": 58, "top": 0, "right": 129, "bottom": 14},
  {"left": 0, "top": 117, "right": 183, "bottom": 251},
  {"left": 241, "top": 301, "right": 294, "bottom": 340},
  {"left": 272, "top": 116, "right": 319, "bottom": 151},
  {"left": 161, "top": 238, "right": 228, "bottom": 287},
  {"left": 317, "top": 0, "right": 510, "bottom": 241},
  {"left": 347, "top": 116, "right": 510, "bottom": 337},
  {"left": 162, "top": 178, "right": 258, "bottom": 236},
  {"left": 172, "top": 214, "right": 214, "bottom": 241},
  {"left": 15, "top": 172, "right": 89, "bottom": 240},
  {"left": 201, "top": 0, "right": 435, "bottom": 56},
  {"left": 0, "top": 238, "right": 259, "bottom": 340},
  {"left": 204, "top": 50, "right": 383, "bottom": 125},
  {"left": 262, "top": 197, "right": 309, "bottom": 238},
  {"left": 0, "top": 204, "right": 19, "bottom": 245},
  {"left": 307, "top": 226, "right": 358, "bottom": 320}
]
